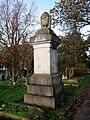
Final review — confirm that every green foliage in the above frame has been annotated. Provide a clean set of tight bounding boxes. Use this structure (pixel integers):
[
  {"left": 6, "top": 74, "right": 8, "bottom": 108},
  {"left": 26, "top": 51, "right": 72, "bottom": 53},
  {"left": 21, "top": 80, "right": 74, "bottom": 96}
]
[
  {"left": 44, "top": 75, "right": 90, "bottom": 120},
  {"left": 50, "top": 0, "right": 90, "bottom": 32},
  {"left": 0, "top": 79, "right": 47, "bottom": 119},
  {"left": 0, "top": 80, "right": 26, "bottom": 103},
  {"left": 77, "top": 63, "right": 86, "bottom": 71},
  {"left": 0, "top": 102, "right": 47, "bottom": 119},
  {"left": 0, "top": 75, "right": 90, "bottom": 119},
  {"left": 74, "top": 63, "right": 87, "bottom": 76},
  {"left": 58, "top": 32, "right": 88, "bottom": 75},
  {"left": 0, "top": 103, "right": 32, "bottom": 117}
]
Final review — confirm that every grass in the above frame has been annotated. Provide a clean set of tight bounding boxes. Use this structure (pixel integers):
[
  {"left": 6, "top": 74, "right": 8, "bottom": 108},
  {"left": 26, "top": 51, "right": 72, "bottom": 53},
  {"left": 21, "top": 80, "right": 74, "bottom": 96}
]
[
  {"left": 0, "top": 79, "right": 27, "bottom": 103},
  {"left": 0, "top": 74, "right": 90, "bottom": 120},
  {"left": 0, "top": 102, "right": 32, "bottom": 117},
  {"left": 43, "top": 74, "right": 90, "bottom": 120}
]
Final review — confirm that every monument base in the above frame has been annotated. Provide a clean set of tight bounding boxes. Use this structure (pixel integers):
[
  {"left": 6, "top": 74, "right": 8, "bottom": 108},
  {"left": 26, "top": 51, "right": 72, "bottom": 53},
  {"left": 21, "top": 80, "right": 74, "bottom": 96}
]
[{"left": 24, "top": 74, "right": 64, "bottom": 109}]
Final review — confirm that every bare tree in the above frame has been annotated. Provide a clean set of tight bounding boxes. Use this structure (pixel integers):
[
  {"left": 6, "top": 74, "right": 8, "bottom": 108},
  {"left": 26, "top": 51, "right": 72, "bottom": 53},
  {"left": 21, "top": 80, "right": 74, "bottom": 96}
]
[{"left": 0, "top": 0, "right": 38, "bottom": 82}]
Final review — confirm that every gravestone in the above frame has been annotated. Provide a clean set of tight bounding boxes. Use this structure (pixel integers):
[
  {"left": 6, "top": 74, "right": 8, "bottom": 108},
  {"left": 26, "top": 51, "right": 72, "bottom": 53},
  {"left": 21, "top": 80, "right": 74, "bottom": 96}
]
[{"left": 24, "top": 12, "right": 63, "bottom": 109}]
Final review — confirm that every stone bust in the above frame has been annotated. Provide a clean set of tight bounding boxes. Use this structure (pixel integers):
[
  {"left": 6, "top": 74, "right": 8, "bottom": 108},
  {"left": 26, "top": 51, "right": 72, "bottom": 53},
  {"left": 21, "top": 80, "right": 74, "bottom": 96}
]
[{"left": 41, "top": 12, "right": 51, "bottom": 29}]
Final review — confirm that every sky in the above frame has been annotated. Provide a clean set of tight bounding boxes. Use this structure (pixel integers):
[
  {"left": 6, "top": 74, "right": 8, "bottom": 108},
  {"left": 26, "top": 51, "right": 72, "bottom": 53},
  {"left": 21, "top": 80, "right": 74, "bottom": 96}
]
[
  {"left": 24, "top": 0, "right": 90, "bottom": 37},
  {"left": 24, "top": 0, "right": 64, "bottom": 36},
  {"left": 24, "top": 0, "right": 59, "bottom": 15}
]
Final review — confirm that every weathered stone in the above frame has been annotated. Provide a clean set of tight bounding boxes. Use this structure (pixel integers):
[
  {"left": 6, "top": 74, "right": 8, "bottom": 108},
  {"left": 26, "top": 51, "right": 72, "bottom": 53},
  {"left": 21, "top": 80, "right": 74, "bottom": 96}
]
[
  {"left": 27, "top": 74, "right": 62, "bottom": 86},
  {"left": 27, "top": 85, "right": 53, "bottom": 96},
  {"left": 30, "top": 28, "right": 60, "bottom": 46},
  {"left": 41, "top": 12, "right": 51, "bottom": 29},
  {"left": 24, "top": 92, "right": 64, "bottom": 109},
  {"left": 27, "top": 83, "right": 62, "bottom": 97},
  {"left": 24, "top": 12, "right": 63, "bottom": 109},
  {"left": 24, "top": 94, "right": 55, "bottom": 108}
]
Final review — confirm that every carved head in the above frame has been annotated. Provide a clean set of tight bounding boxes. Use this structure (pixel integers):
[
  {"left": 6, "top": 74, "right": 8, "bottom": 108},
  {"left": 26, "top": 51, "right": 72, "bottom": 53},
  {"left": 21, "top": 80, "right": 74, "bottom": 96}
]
[{"left": 41, "top": 12, "right": 51, "bottom": 29}]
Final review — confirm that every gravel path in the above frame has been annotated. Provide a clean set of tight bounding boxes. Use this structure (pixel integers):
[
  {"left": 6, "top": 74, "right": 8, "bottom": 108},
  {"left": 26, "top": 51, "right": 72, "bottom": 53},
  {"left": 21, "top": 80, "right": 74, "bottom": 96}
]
[
  {"left": 74, "top": 77, "right": 90, "bottom": 120},
  {"left": 74, "top": 99, "right": 90, "bottom": 120},
  {"left": 67, "top": 75, "right": 90, "bottom": 120}
]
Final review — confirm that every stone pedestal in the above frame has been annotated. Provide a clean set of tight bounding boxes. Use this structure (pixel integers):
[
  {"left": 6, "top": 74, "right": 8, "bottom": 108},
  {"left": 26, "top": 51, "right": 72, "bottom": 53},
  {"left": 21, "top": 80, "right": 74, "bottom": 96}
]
[{"left": 24, "top": 28, "right": 63, "bottom": 109}]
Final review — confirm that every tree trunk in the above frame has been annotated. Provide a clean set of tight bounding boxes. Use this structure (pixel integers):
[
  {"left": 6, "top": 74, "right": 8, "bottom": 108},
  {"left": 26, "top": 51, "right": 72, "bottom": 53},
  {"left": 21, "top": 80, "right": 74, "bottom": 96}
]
[{"left": 12, "top": 64, "right": 15, "bottom": 84}]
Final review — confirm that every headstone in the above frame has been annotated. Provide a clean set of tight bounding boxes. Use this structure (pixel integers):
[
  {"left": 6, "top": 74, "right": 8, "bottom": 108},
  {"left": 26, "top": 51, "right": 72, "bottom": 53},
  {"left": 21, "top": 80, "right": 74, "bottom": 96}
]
[
  {"left": 69, "top": 68, "right": 74, "bottom": 78},
  {"left": 24, "top": 12, "right": 63, "bottom": 109}
]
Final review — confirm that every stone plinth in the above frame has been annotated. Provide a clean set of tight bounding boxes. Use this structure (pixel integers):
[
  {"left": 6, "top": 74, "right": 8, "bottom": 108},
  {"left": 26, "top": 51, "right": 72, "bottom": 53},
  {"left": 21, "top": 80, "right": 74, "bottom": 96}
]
[
  {"left": 24, "top": 27, "right": 63, "bottom": 109},
  {"left": 24, "top": 74, "right": 63, "bottom": 108}
]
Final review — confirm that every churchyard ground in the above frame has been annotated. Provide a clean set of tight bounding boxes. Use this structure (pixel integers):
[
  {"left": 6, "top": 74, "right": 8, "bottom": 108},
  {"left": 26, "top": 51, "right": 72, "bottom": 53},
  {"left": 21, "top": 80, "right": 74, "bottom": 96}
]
[{"left": 0, "top": 74, "right": 90, "bottom": 120}]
